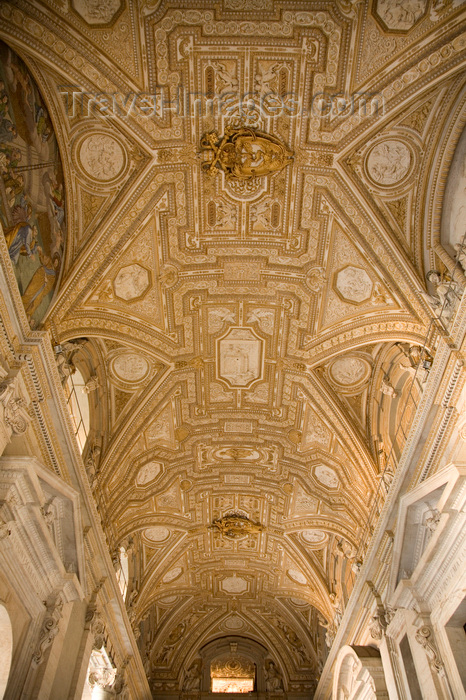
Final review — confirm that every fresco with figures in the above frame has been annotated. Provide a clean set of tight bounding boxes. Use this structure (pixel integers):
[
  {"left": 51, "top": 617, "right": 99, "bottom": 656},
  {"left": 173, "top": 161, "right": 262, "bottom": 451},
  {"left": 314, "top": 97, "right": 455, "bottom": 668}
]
[{"left": 0, "top": 40, "right": 65, "bottom": 327}]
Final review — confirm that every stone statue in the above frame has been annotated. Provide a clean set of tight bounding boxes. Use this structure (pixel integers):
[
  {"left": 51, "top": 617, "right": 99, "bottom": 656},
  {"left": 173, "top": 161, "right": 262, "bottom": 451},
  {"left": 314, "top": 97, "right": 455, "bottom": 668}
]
[
  {"left": 381, "top": 378, "right": 397, "bottom": 398},
  {"left": 265, "top": 660, "right": 283, "bottom": 692},
  {"left": 422, "top": 270, "right": 461, "bottom": 321},
  {"left": 183, "top": 659, "right": 202, "bottom": 692},
  {"left": 454, "top": 242, "right": 466, "bottom": 273}
]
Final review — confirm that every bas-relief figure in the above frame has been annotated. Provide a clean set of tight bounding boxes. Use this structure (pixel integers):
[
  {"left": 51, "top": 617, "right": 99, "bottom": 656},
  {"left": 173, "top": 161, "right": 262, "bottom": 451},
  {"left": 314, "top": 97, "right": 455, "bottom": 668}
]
[
  {"left": 114, "top": 264, "right": 150, "bottom": 301},
  {"left": 112, "top": 352, "right": 149, "bottom": 382},
  {"left": 136, "top": 462, "right": 162, "bottom": 486},
  {"left": 220, "top": 575, "right": 248, "bottom": 594},
  {"left": 264, "top": 660, "right": 284, "bottom": 692},
  {"left": 330, "top": 356, "right": 369, "bottom": 385},
  {"left": 376, "top": 0, "right": 427, "bottom": 30},
  {"left": 314, "top": 465, "right": 340, "bottom": 489},
  {"left": 335, "top": 266, "right": 373, "bottom": 303},
  {"left": 79, "top": 134, "right": 125, "bottom": 181},
  {"left": 0, "top": 41, "right": 66, "bottom": 327},
  {"left": 366, "top": 140, "right": 411, "bottom": 185},
  {"left": 182, "top": 659, "right": 202, "bottom": 692},
  {"left": 72, "top": 0, "right": 122, "bottom": 25}
]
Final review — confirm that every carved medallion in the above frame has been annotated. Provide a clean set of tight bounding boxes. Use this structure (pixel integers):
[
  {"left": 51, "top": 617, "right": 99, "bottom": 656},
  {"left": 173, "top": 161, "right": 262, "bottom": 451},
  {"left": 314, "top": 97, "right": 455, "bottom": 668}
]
[
  {"left": 329, "top": 356, "right": 371, "bottom": 386},
  {"left": 366, "top": 140, "right": 412, "bottom": 185},
  {"left": 144, "top": 526, "right": 170, "bottom": 542},
  {"left": 217, "top": 327, "right": 264, "bottom": 388},
  {"left": 201, "top": 126, "right": 293, "bottom": 180},
  {"left": 78, "top": 134, "right": 126, "bottom": 181},
  {"left": 157, "top": 595, "right": 179, "bottom": 606},
  {"left": 290, "top": 598, "right": 309, "bottom": 607},
  {"left": 223, "top": 615, "right": 245, "bottom": 631},
  {"left": 335, "top": 266, "right": 373, "bottom": 304},
  {"left": 301, "top": 529, "right": 328, "bottom": 546},
  {"left": 113, "top": 264, "right": 150, "bottom": 301},
  {"left": 111, "top": 352, "right": 150, "bottom": 383}
]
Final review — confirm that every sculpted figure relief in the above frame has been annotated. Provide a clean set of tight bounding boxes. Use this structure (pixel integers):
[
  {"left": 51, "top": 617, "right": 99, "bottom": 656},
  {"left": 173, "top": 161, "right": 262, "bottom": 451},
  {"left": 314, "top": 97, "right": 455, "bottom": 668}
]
[
  {"left": 335, "top": 266, "right": 373, "bottom": 303},
  {"left": 72, "top": 0, "right": 122, "bottom": 24},
  {"left": 376, "top": 0, "right": 426, "bottom": 30},
  {"left": 425, "top": 269, "right": 461, "bottom": 320},
  {"left": 183, "top": 659, "right": 202, "bottom": 692},
  {"left": 366, "top": 140, "right": 411, "bottom": 185},
  {"left": 264, "top": 660, "right": 283, "bottom": 692},
  {"left": 330, "top": 356, "right": 369, "bottom": 386}
]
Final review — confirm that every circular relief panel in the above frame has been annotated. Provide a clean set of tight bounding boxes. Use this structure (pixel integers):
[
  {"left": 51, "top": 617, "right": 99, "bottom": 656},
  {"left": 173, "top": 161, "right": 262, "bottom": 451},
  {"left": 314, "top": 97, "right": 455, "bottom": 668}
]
[
  {"left": 111, "top": 352, "right": 150, "bottom": 383},
  {"left": 162, "top": 566, "right": 183, "bottom": 583},
  {"left": 78, "top": 133, "right": 127, "bottom": 183},
  {"left": 365, "top": 140, "right": 412, "bottom": 186},
  {"left": 301, "top": 529, "right": 328, "bottom": 546},
  {"left": 144, "top": 526, "right": 170, "bottom": 542},
  {"left": 329, "top": 356, "right": 371, "bottom": 387},
  {"left": 287, "top": 568, "right": 307, "bottom": 585}
]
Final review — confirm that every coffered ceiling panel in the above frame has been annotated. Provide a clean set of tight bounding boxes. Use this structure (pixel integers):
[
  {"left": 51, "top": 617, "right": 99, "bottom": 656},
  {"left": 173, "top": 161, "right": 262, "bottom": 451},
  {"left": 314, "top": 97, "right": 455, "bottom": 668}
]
[{"left": 1, "top": 0, "right": 465, "bottom": 692}]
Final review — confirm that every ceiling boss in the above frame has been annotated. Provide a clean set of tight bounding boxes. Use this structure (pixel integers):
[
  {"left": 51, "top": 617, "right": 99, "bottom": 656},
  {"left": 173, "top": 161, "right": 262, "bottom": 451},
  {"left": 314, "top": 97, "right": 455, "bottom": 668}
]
[{"left": 200, "top": 125, "right": 293, "bottom": 180}]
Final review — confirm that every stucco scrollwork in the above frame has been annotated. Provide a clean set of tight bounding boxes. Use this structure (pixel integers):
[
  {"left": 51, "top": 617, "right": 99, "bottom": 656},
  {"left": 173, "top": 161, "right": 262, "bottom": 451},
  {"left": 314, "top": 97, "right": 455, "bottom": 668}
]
[
  {"left": 414, "top": 625, "right": 444, "bottom": 673},
  {"left": 31, "top": 594, "right": 64, "bottom": 667},
  {"left": 0, "top": 375, "right": 30, "bottom": 437}
]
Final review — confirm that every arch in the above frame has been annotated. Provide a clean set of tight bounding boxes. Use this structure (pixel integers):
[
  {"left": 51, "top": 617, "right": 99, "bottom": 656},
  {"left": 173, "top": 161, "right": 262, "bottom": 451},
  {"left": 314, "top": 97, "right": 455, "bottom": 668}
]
[
  {"left": 0, "top": 603, "right": 13, "bottom": 699},
  {"left": 0, "top": 39, "right": 67, "bottom": 328},
  {"left": 197, "top": 636, "right": 272, "bottom": 693},
  {"left": 333, "top": 646, "right": 388, "bottom": 700}
]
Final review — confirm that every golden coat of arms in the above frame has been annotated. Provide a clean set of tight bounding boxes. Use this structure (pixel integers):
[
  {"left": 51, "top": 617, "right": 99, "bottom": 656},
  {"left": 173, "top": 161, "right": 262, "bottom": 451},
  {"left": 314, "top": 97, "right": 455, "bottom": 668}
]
[
  {"left": 201, "top": 125, "right": 293, "bottom": 180},
  {"left": 210, "top": 513, "right": 264, "bottom": 539}
]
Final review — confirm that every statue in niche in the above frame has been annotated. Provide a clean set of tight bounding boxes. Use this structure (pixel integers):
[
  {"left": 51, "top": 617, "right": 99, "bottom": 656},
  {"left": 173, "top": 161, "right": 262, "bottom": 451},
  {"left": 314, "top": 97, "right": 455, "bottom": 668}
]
[
  {"left": 183, "top": 659, "right": 202, "bottom": 692},
  {"left": 265, "top": 660, "right": 283, "bottom": 692}
]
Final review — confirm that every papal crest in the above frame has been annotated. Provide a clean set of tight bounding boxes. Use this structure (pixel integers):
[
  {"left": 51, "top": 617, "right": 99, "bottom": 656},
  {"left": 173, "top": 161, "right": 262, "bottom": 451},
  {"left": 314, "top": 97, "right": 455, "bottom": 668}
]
[
  {"left": 210, "top": 513, "right": 264, "bottom": 539},
  {"left": 201, "top": 125, "right": 293, "bottom": 180}
]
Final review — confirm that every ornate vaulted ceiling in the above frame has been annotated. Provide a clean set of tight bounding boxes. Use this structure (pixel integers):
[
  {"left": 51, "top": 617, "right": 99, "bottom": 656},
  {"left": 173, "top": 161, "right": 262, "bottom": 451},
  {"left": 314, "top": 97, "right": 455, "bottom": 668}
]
[{"left": 1, "top": 0, "right": 465, "bottom": 693}]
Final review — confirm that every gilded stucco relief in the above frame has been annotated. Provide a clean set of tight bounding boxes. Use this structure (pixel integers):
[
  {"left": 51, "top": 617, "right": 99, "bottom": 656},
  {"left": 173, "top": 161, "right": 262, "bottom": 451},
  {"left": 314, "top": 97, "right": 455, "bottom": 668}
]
[{"left": 0, "top": 0, "right": 464, "bottom": 694}]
